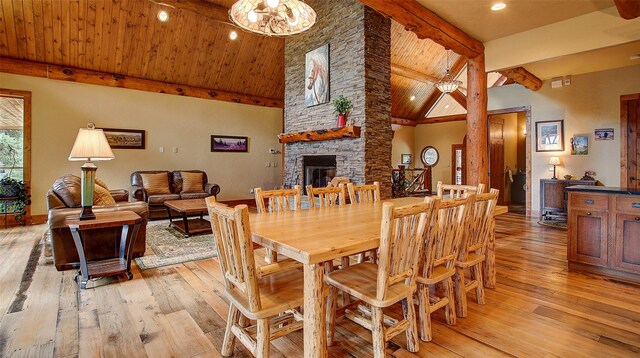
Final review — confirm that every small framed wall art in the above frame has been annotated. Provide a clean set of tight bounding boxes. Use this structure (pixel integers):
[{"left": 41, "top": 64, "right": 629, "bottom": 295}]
[
  {"left": 570, "top": 135, "right": 588, "bottom": 155},
  {"left": 401, "top": 154, "right": 412, "bottom": 165},
  {"left": 595, "top": 128, "right": 614, "bottom": 140},
  {"left": 535, "top": 120, "right": 564, "bottom": 152},
  {"left": 100, "top": 128, "right": 145, "bottom": 149},
  {"left": 211, "top": 135, "right": 249, "bottom": 153}
]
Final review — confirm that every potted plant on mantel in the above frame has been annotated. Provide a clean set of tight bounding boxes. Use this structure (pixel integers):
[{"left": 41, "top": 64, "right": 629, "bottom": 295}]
[{"left": 332, "top": 95, "right": 353, "bottom": 128}]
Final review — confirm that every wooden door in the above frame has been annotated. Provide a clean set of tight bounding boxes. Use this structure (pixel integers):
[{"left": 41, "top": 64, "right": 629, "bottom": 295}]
[
  {"left": 614, "top": 213, "right": 640, "bottom": 273},
  {"left": 568, "top": 210, "right": 608, "bottom": 267},
  {"left": 489, "top": 118, "right": 505, "bottom": 204},
  {"left": 621, "top": 94, "right": 640, "bottom": 190}
]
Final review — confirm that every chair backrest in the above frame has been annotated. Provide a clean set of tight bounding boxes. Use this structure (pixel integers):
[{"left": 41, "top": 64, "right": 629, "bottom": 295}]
[
  {"left": 327, "top": 177, "right": 350, "bottom": 188},
  {"left": 422, "top": 195, "right": 473, "bottom": 278},
  {"left": 206, "top": 197, "right": 262, "bottom": 313},
  {"left": 347, "top": 182, "right": 381, "bottom": 204},
  {"left": 254, "top": 185, "right": 302, "bottom": 213},
  {"left": 306, "top": 184, "right": 346, "bottom": 208},
  {"left": 436, "top": 181, "right": 485, "bottom": 199},
  {"left": 376, "top": 197, "right": 439, "bottom": 301},
  {"left": 459, "top": 189, "right": 499, "bottom": 261}
]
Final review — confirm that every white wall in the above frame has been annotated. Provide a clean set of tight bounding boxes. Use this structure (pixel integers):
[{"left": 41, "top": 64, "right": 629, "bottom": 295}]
[
  {"left": 489, "top": 64, "right": 640, "bottom": 213},
  {"left": 0, "top": 73, "right": 284, "bottom": 215},
  {"left": 414, "top": 121, "right": 467, "bottom": 188},
  {"left": 391, "top": 125, "right": 415, "bottom": 168}
]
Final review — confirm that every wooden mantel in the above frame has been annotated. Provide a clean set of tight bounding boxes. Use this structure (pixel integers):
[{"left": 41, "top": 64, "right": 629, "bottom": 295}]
[{"left": 278, "top": 126, "right": 361, "bottom": 144}]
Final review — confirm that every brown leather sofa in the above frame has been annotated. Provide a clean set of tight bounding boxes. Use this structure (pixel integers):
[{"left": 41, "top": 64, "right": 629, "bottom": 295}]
[
  {"left": 47, "top": 174, "right": 149, "bottom": 271},
  {"left": 130, "top": 170, "right": 220, "bottom": 219}
]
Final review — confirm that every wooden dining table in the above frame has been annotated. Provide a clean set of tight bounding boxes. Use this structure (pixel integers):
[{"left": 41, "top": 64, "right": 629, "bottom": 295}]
[{"left": 250, "top": 197, "right": 507, "bottom": 357}]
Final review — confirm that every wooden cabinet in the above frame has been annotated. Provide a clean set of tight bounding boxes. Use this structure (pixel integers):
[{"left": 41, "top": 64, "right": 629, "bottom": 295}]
[
  {"left": 567, "top": 191, "right": 640, "bottom": 283},
  {"left": 540, "top": 179, "right": 595, "bottom": 220}
]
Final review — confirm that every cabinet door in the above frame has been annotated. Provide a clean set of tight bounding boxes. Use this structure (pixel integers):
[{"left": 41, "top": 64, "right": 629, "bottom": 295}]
[
  {"left": 614, "top": 214, "right": 640, "bottom": 273},
  {"left": 568, "top": 210, "right": 608, "bottom": 266}
]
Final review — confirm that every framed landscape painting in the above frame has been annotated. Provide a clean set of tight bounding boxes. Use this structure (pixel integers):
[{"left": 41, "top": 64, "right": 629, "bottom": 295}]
[
  {"left": 535, "top": 120, "right": 564, "bottom": 152},
  {"left": 211, "top": 135, "right": 248, "bottom": 152},
  {"left": 101, "top": 128, "right": 145, "bottom": 149},
  {"left": 571, "top": 135, "right": 588, "bottom": 155},
  {"left": 305, "top": 44, "right": 330, "bottom": 107}
]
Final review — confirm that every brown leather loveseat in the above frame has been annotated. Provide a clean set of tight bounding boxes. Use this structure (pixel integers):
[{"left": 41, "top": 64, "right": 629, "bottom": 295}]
[
  {"left": 130, "top": 170, "right": 220, "bottom": 219},
  {"left": 47, "top": 174, "right": 149, "bottom": 271}
]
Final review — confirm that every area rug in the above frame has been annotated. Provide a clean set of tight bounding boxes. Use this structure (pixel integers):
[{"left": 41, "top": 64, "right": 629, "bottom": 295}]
[
  {"left": 537, "top": 220, "right": 567, "bottom": 231},
  {"left": 135, "top": 220, "right": 217, "bottom": 270}
]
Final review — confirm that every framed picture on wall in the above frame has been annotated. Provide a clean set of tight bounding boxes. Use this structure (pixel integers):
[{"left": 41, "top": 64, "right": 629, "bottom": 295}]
[
  {"left": 535, "top": 120, "right": 564, "bottom": 152},
  {"left": 211, "top": 135, "right": 249, "bottom": 152},
  {"left": 570, "top": 135, "right": 588, "bottom": 155},
  {"left": 305, "top": 44, "right": 330, "bottom": 107},
  {"left": 595, "top": 128, "right": 614, "bottom": 140},
  {"left": 401, "top": 154, "right": 412, "bottom": 165},
  {"left": 100, "top": 128, "right": 145, "bottom": 149}
]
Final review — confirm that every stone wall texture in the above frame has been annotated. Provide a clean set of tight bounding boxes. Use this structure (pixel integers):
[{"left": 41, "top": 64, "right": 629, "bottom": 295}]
[{"left": 283, "top": 0, "right": 392, "bottom": 197}]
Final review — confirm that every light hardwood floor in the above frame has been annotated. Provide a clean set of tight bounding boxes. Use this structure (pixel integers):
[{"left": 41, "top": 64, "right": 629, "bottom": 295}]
[{"left": 1, "top": 213, "right": 639, "bottom": 357}]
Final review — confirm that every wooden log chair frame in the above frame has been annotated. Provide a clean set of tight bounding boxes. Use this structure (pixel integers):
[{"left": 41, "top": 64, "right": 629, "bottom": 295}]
[
  {"left": 325, "top": 198, "right": 439, "bottom": 357},
  {"left": 437, "top": 181, "right": 485, "bottom": 198},
  {"left": 306, "top": 184, "right": 347, "bottom": 208},
  {"left": 416, "top": 195, "right": 473, "bottom": 342},
  {"left": 205, "top": 197, "right": 311, "bottom": 357},
  {"left": 254, "top": 185, "right": 302, "bottom": 263},
  {"left": 453, "top": 189, "right": 499, "bottom": 317}
]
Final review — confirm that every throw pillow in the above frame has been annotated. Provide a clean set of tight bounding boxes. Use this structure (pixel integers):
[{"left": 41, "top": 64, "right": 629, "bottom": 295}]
[
  {"left": 181, "top": 172, "right": 204, "bottom": 193},
  {"left": 93, "top": 184, "right": 116, "bottom": 205},
  {"left": 140, "top": 173, "right": 171, "bottom": 195},
  {"left": 95, "top": 178, "right": 109, "bottom": 190}
]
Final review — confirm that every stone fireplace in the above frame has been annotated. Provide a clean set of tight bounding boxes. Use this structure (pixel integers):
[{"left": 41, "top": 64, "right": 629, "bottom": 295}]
[
  {"left": 302, "top": 155, "right": 337, "bottom": 192},
  {"left": 282, "top": 0, "right": 392, "bottom": 197}
]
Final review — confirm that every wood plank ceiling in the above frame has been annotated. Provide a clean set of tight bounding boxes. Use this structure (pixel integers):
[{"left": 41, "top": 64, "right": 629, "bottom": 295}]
[
  {"left": 0, "top": 0, "right": 500, "bottom": 118},
  {"left": 0, "top": 0, "right": 284, "bottom": 101}
]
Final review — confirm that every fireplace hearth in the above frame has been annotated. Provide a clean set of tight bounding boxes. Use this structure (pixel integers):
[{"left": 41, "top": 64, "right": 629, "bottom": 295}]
[{"left": 303, "top": 155, "right": 337, "bottom": 193}]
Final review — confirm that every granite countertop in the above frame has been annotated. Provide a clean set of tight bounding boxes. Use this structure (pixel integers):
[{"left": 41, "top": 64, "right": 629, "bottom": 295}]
[{"left": 565, "top": 185, "right": 640, "bottom": 195}]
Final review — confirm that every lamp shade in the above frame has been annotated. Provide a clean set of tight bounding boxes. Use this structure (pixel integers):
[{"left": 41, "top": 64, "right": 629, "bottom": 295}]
[
  {"left": 549, "top": 156, "right": 561, "bottom": 165},
  {"left": 69, "top": 124, "right": 115, "bottom": 161}
]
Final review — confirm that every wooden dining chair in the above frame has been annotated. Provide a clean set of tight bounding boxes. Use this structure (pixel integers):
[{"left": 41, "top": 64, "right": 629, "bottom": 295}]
[
  {"left": 206, "top": 197, "right": 308, "bottom": 358},
  {"left": 325, "top": 198, "right": 439, "bottom": 357},
  {"left": 347, "top": 182, "right": 381, "bottom": 204},
  {"left": 327, "top": 176, "right": 350, "bottom": 188},
  {"left": 416, "top": 195, "right": 473, "bottom": 342},
  {"left": 254, "top": 185, "right": 302, "bottom": 263},
  {"left": 254, "top": 185, "right": 302, "bottom": 213},
  {"left": 436, "top": 181, "right": 485, "bottom": 198},
  {"left": 306, "top": 184, "right": 347, "bottom": 208},
  {"left": 453, "top": 189, "right": 499, "bottom": 318}
]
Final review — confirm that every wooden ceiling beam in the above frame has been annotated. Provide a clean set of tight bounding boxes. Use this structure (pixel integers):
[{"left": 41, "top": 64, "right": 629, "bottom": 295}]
[
  {"left": 492, "top": 75, "right": 508, "bottom": 87},
  {"left": 416, "top": 113, "right": 466, "bottom": 124},
  {"left": 359, "top": 0, "right": 483, "bottom": 58},
  {"left": 391, "top": 64, "right": 440, "bottom": 84},
  {"left": 449, "top": 89, "right": 467, "bottom": 109},
  {"left": 499, "top": 67, "right": 542, "bottom": 91},
  {"left": 614, "top": 0, "right": 640, "bottom": 19},
  {"left": 392, "top": 117, "right": 417, "bottom": 126},
  {"left": 0, "top": 57, "right": 283, "bottom": 108}
]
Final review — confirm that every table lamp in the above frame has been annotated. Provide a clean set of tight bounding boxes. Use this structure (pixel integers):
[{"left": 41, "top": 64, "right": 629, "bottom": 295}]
[
  {"left": 549, "top": 156, "right": 560, "bottom": 180},
  {"left": 68, "top": 123, "right": 114, "bottom": 220}
]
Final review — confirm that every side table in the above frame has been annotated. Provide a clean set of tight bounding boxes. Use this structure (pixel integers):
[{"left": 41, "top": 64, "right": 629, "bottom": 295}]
[{"left": 64, "top": 211, "right": 142, "bottom": 289}]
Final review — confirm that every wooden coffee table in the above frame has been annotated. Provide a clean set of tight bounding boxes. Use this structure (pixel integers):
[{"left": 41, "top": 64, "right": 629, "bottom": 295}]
[{"left": 164, "top": 198, "right": 212, "bottom": 237}]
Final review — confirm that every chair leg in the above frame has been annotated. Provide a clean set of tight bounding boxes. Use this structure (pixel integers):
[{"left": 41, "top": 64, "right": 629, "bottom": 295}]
[
  {"left": 417, "top": 284, "right": 432, "bottom": 342},
  {"left": 472, "top": 263, "right": 486, "bottom": 304},
  {"left": 402, "top": 296, "right": 419, "bottom": 353},
  {"left": 443, "top": 277, "right": 457, "bottom": 326},
  {"left": 371, "top": 306, "right": 386, "bottom": 358},
  {"left": 222, "top": 305, "right": 240, "bottom": 357},
  {"left": 256, "top": 318, "right": 270, "bottom": 358},
  {"left": 265, "top": 249, "right": 278, "bottom": 264},
  {"left": 453, "top": 267, "right": 468, "bottom": 318},
  {"left": 326, "top": 286, "right": 338, "bottom": 346}
]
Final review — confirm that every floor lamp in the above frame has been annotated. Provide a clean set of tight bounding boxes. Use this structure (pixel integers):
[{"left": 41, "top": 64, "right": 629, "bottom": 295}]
[{"left": 68, "top": 123, "right": 114, "bottom": 220}]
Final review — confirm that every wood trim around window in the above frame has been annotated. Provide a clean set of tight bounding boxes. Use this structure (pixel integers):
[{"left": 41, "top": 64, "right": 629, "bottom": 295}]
[{"left": 0, "top": 88, "right": 32, "bottom": 223}]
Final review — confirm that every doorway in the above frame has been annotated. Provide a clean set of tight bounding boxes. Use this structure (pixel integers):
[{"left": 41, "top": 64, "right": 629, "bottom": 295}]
[
  {"left": 621, "top": 94, "right": 640, "bottom": 190},
  {"left": 0, "top": 89, "right": 32, "bottom": 223}
]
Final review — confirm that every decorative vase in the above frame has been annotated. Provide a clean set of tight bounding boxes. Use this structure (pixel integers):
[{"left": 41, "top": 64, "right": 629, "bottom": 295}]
[{"left": 336, "top": 113, "right": 346, "bottom": 128}]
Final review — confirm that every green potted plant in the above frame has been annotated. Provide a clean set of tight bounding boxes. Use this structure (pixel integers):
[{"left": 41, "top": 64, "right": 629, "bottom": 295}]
[
  {"left": 0, "top": 142, "right": 31, "bottom": 225},
  {"left": 332, "top": 95, "right": 353, "bottom": 128}
]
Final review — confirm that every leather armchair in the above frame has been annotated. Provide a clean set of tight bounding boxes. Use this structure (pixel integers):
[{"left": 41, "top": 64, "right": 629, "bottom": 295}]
[
  {"left": 130, "top": 170, "right": 220, "bottom": 219},
  {"left": 47, "top": 174, "right": 149, "bottom": 271}
]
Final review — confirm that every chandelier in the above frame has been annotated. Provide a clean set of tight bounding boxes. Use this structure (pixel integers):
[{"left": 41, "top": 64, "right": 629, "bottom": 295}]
[
  {"left": 435, "top": 50, "right": 462, "bottom": 93},
  {"left": 229, "top": 0, "right": 317, "bottom": 37}
]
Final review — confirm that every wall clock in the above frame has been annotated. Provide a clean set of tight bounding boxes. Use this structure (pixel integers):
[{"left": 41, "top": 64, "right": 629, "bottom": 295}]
[{"left": 420, "top": 146, "right": 439, "bottom": 167}]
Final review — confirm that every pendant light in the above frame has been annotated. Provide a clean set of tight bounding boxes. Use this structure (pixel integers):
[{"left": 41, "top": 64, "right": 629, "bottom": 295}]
[{"left": 435, "top": 50, "right": 462, "bottom": 93}]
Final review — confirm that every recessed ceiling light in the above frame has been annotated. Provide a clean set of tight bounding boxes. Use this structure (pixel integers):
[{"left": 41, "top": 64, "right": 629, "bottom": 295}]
[
  {"left": 229, "top": 30, "right": 238, "bottom": 40},
  {"left": 410, "top": 95, "right": 416, "bottom": 101},
  {"left": 444, "top": 104, "right": 450, "bottom": 109},
  {"left": 491, "top": 3, "right": 506, "bottom": 11},
  {"left": 157, "top": 9, "right": 169, "bottom": 22}
]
